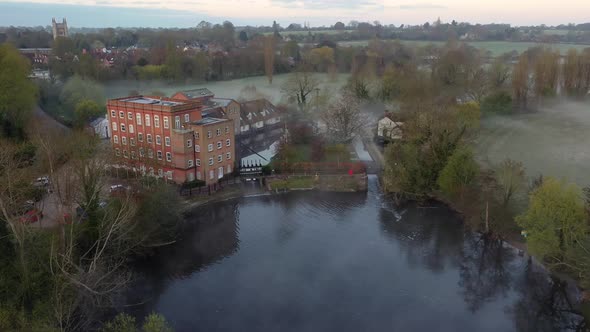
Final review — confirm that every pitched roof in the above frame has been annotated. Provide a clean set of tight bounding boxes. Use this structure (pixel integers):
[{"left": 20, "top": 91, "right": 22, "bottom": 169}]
[{"left": 239, "top": 99, "right": 281, "bottom": 123}]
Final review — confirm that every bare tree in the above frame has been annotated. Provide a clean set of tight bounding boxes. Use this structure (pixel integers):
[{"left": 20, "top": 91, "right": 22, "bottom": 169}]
[
  {"left": 495, "top": 159, "right": 526, "bottom": 206},
  {"left": 264, "top": 36, "right": 275, "bottom": 84},
  {"left": 512, "top": 53, "right": 531, "bottom": 111},
  {"left": 281, "top": 68, "right": 320, "bottom": 108},
  {"left": 321, "top": 93, "right": 364, "bottom": 143}
]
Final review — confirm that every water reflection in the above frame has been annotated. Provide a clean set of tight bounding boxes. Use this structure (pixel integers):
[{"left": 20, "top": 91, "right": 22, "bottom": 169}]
[
  {"left": 379, "top": 200, "right": 463, "bottom": 273},
  {"left": 125, "top": 178, "right": 586, "bottom": 332},
  {"left": 459, "top": 235, "right": 515, "bottom": 312},
  {"left": 509, "top": 265, "right": 587, "bottom": 331}
]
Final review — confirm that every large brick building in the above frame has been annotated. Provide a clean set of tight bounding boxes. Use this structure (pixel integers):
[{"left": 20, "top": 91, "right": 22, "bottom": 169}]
[
  {"left": 172, "top": 89, "right": 241, "bottom": 136},
  {"left": 106, "top": 95, "right": 235, "bottom": 185}
]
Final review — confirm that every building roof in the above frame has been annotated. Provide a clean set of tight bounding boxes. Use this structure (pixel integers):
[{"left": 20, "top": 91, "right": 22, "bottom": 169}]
[
  {"left": 175, "top": 88, "right": 214, "bottom": 100},
  {"left": 193, "top": 117, "right": 228, "bottom": 126},
  {"left": 240, "top": 99, "right": 280, "bottom": 123},
  {"left": 209, "top": 98, "right": 235, "bottom": 108},
  {"left": 89, "top": 117, "right": 106, "bottom": 127},
  {"left": 108, "top": 95, "right": 202, "bottom": 113},
  {"left": 202, "top": 108, "right": 226, "bottom": 119},
  {"left": 120, "top": 96, "right": 183, "bottom": 106}
]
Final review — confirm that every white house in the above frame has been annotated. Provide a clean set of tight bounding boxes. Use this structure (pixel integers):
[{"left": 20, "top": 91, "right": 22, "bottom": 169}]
[
  {"left": 377, "top": 115, "right": 403, "bottom": 141},
  {"left": 90, "top": 117, "right": 110, "bottom": 139}
]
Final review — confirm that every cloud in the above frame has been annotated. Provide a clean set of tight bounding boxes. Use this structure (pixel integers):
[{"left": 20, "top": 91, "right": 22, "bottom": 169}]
[
  {"left": 270, "top": 0, "right": 381, "bottom": 10},
  {"left": 395, "top": 3, "right": 447, "bottom": 10}
]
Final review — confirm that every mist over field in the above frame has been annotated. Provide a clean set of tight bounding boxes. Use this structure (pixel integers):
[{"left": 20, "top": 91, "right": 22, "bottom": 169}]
[
  {"left": 477, "top": 100, "right": 590, "bottom": 187},
  {"left": 104, "top": 73, "right": 351, "bottom": 104}
]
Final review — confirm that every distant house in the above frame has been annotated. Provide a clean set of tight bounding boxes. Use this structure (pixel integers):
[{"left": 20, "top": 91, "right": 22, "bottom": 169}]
[
  {"left": 239, "top": 99, "right": 283, "bottom": 135},
  {"left": 377, "top": 114, "right": 403, "bottom": 142},
  {"left": 89, "top": 117, "right": 110, "bottom": 139},
  {"left": 172, "top": 89, "right": 241, "bottom": 135}
]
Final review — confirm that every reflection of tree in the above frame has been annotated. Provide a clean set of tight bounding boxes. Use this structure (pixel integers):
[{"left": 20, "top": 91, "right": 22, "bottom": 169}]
[
  {"left": 379, "top": 201, "right": 463, "bottom": 273},
  {"left": 125, "top": 201, "right": 240, "bottom": 319},
  {"left": 458, "top": 234, "right": 515, "bottom": 312},
  {"left": 509, "top": 264, "right": 587, "bottom": 332}
]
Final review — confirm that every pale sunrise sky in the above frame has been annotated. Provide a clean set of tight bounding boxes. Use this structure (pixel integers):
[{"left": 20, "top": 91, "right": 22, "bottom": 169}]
[{"left": 0, "top": 0, "right": 589, "bottom": 27}]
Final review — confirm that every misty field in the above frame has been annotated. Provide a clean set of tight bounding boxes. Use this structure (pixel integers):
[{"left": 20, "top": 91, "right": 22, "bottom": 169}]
[
  {"left": 337, "top": 40, "right": 590, "bottom": 56},
  {"left": 104, "top": 73, "right": 350, "bottom": 104},
  {"left": 476, "top": 101, "right": 590, "bottom": 187}
]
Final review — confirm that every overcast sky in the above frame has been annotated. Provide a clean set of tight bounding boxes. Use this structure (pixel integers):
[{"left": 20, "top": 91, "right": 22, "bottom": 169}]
[{"left": 1, "top": 0, "right": 589, "bottom": 28}]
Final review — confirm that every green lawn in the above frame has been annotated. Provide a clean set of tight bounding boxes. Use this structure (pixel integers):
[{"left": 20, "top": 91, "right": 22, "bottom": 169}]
[
  {"left": 475, "top": 101, "right": 590, "bottom": 188},
  {"left": 337, "top": 40, "right": 590, "bottom": 56}
]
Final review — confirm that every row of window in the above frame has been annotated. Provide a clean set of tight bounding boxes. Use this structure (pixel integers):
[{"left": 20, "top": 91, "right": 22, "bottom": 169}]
[
  {"left": 115, "top": 148, "right": 231, "bottom": 165},
  {"left": 113, "top": 133, "right": 196, "bottom": 148},
  {"left": 110, "top": 110, "right": 190, "bottom": 129},
  {"left": 204, "top": 139, "right": 231, "bottom": 152}
]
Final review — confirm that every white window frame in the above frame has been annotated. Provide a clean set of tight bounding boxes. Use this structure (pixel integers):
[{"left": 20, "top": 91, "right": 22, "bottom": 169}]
[
  {"left": 138, "top": 133, "right": 143, "bottom": 142},
  {"left": 148, "top": 149, "right": 154, "bottom": 159},
  {"left": 119, "top": 111, "right": 124, "bottom": 118},
  {"left": 165, "top": 136, "right": 171, "bottom": 147},
  {"left": 111, "top": 110, "right": 116, "bottom": 117},
  {"left": 188, "top": 159, "right": 194, "bottom": 167},
  {"left": 164, "top": 116, "right": 169, "bottom": 129},
  {"left": 195, "top": 132, "right": 199, "bottom": 139},
  {"left": 136, "top": 113, "right": 142, "bottom": 125},
  {"left": 128, "top": 112, "right": 133, "bottom": 120},
  {"left": 196, "top": 159, "right": 201, "bottom": 166},
  {"left": 225, "top": 126, "right": 229, "bottom": 134},
  {"left": 217, "top": 141, "right": 222, "bottom": 149},
  {"left": 156, "top": 135, "right": 161, "bottom": 145},
  {"left": 195, "top": 144, "right": 200, "bottom": 152},
  {"left": 112, "top": 122, "right": 117, "bottom": 131},
  {"left": 208, "top": 158, "right": 213, "bottom": 165},
  {"left": 157, "top": 150, "right": 163, "bottom": 160},
  {"left": 147, "top": 134, "right": 152, "bottom": 144},
  {"left": 154, "top": 115, "right": 160, "bottom": 128},
  {"left": 113, "top": 135, "right": 119, "bottom": 144},
  {"left": 120, "top": 124, "right": 126, "bottom": 132},
  {"left": 226, "top": 152, "right": 231, "bottom": 160},
  {"left": 130, "top": 138, "right": 135, "bottom": 146},
  {"left": 207, "top": 130, "right": 211, "bottom": 138},
  {"left": 175, "top": 116, "right": 180, "bottom": 129},
  {"left": 186, "top": 139, "right": 192, "bottom": 148},
  {"left": 184, "top": 114, "right": 190, "bottom": 123},
  {"left": 208, "top": 144, "right": 213, "bottom": 152},
  {"left": 145, "top": 114, "right": 151, "bottom": 126},
  {"left": 166, "top": 152, "right": 172, "bottom": 162},
  {"left": 217, "top": 155, "right": 222, "bottom": 163},
  {"left": 122, "top": 137, "right": 127, "bottom": 145},
  {"left": 129, "top": 124, "right": 134, "bottom": 134},
  {"left": 216, "top": 128, "right": 221, "bottom": 136},
  {"left": 226, "top": 139, "right": 231, "bottom": 147}
]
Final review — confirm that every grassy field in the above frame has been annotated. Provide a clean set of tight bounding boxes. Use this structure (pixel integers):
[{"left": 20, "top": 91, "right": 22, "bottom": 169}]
[
  {"left": 337, "top": 40, "right": 590, "bottom": 56},
  {"left": 104, "top": 73, "right": 350, "bottom": 104},
  {"left": 476, "top": 101, "right": 590, "bottom": 188}
]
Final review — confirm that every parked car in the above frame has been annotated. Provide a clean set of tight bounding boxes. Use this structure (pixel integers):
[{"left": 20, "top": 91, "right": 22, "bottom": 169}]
[
  {"left": 33, "top": 176, "right": 50, "bottom": 187},
  {"left": 109, "top": 184, "right": 127, "bottom": 192},
  {"left": 20, "top": 209, "right": 43, "bottom": 224}
]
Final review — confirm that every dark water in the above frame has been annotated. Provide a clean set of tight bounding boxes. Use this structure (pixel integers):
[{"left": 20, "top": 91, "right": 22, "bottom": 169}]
[{"left": 128, "top": 176, "right": 586, "bottom": 332}]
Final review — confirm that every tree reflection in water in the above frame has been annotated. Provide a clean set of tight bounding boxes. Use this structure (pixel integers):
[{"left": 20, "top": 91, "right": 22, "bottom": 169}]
[
  {"left": 509, "top": 264, "right": 587, "bottom": 332},
  {"left": 459, "top": 234, "right": 515, "bottom": 312}
]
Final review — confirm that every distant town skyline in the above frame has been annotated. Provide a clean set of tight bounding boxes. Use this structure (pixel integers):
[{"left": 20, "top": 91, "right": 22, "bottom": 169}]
[{"left": 1, "top": 0, "right": 589, "bottom": 28}]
